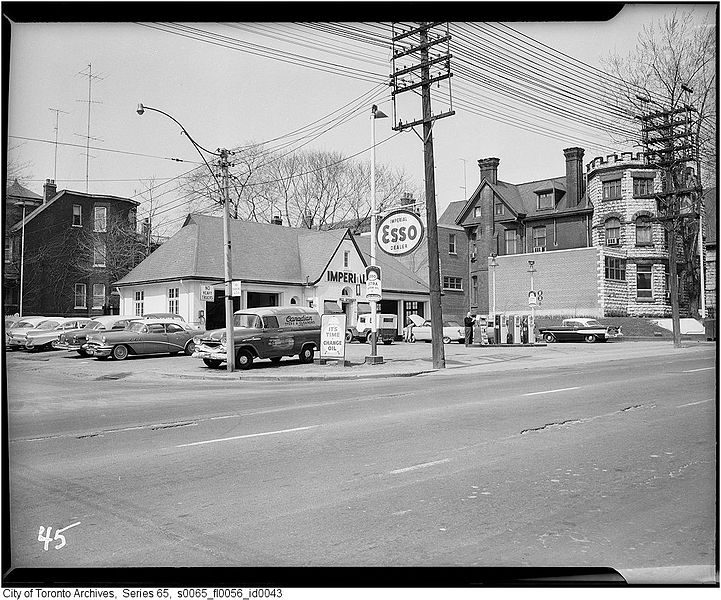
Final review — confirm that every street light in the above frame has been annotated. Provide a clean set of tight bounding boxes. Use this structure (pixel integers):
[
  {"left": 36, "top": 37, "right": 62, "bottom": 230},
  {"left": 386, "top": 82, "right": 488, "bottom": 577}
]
[
  {"left": 527, "top": 260, "right": 536, "bottom": 344},
  {"left": 366, "top": 104, "right": 388, "bottom": 366},
  {"left": 489, "top": 254, "right": 498, "bottom": 316},
  {"left": 17, "top": 201, "right": 29, "bottom": 317},
  {"left": 137, "top": 103, "right": 236, "bottom": 371}
]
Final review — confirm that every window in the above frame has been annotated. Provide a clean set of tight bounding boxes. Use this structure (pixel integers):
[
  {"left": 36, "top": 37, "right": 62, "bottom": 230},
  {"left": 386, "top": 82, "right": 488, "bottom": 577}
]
[
  {"left": 602, "top": 179, "right": 622, "bottom": 201},
  {"left": 471, "top": 276, "right": 478, "bottom": 306},
  {"left": 94, "top": 206, "right": 107, "bottom": 232},
  {"left": 263, "top": 316, "right": 279, "bottom": 329},
  {"left": 537, "top": 192, "right": 554, "bottom": 210},
  {"left": 633, "top": 177, "right": 654, "bottom": 198},
  {"left": 604, "top": 218, "right": 621, "bottom": 244},
  {"left": 134, "top": 291, "right": 144, "bottom": 316},
  {"left": 5, "top": 237, "right": 12, "bottom": 262},
  {"left": 474, "top": 206, "right": 481, "bottom": 218},
  {"left": 168, "top": 287, "right": 180, "bottom": 314},
  {"left": 166, "top": 323, "right": 185, "bottom": 333},
  {"left": 635, "top": 216, "right": 653, "bottom": 245},
  {"left": 74, "top": 283, "right": 87, "bottom": 309},
  {"left": 504, "top": 229, "right": 517, "bottom": 254},
  {"left": 604, "top": 257, "right": 626, "bottom": 281},
  {"left": 72, "top": 205, "right": 82, "bottom": 227},
  {"left": 128, "top": 209, "right": 137, "bottom": 230},
  {"left": 93, "top": 238, "right": 106, "bottom": 266},
  {"left": 147, "top": 323, "right": 165, "bottom": 334},
  {"left": 443, "top": 276, "right": 463, "bottom": 290},
  {"left": 449, "top": 233, "right": 456, "bottom": 254},
  {"left": 92, "top": 284, "right": 105, "bottom": 309},
  {"left": 636, "top": 264, "right": 653, "bottom": 299},
  {"left": 494, "top": 200, "right": 505, "bottom": 216},
  {"left": 343, "top": 250, "right": 350, "bottom": 268},
  {"left": 532, "top": 226, "right": 546, "bottom": 250}
]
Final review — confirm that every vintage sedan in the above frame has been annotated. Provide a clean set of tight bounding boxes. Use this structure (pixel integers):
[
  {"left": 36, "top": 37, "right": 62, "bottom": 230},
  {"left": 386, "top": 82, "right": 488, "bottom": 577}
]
[
  {"left": 7, "top": 317, "right": 54, "bottom": 349},
  {"left": 409, "top": 315, "right": 464, "bottom": 344},
  {"left": 538, "top": 318, "right": 622, "bottom": 343},
  {"left": 53, "top": 315, "right": 140, "bottom": 355},
  {"left": 5, "top": 316, "right": 44, "bottom": 347},
  {"left": 24, "top": 317, "right": 96, "bottom": 351},
  {"left": 83, "top": 319, "right": 204, "bottom": 360}
]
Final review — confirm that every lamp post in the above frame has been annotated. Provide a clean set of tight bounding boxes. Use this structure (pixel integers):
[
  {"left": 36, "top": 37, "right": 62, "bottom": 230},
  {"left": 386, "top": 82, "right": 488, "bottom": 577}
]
[
  {"left": 366, "top": 104, "right": 388, "bottom": 365},
  {"left": 489, "top": 254, "right": 498, "bottom": 315},
  {"left": 18, "top": 201, "right": 28, "bottom": 317},
  {"left": 528, "top": 260, "right": 536, "bottom": 344},
  {"left": 137, "top": 103, "right": 235, "bottom": 371}
]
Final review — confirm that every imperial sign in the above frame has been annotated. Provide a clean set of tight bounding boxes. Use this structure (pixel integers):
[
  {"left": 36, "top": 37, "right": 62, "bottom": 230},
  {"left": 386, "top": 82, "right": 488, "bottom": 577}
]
[{"left": 377, "top": 209, "right": 425, "bottom": 257}]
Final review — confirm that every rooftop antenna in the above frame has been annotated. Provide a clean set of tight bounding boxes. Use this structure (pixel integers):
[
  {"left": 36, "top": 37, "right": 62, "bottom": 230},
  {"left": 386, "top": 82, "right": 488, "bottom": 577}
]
[
  {"left": 75, "top": 63, "right": 105, "bottom": 193},
  {"left": 48, "top": 107, "right": 69, "bottom": 182}
]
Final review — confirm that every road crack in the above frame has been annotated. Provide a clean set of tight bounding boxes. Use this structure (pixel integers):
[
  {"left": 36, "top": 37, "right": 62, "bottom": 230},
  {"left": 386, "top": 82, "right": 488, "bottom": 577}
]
[{"left": 520, "top": 404, "right": 655, "bottom": 435}]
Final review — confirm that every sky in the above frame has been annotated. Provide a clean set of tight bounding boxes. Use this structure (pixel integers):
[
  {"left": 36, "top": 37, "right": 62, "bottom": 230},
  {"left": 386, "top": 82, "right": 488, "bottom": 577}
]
[{"left": 5, "top": 3, "right": 716, "bottom": 237}]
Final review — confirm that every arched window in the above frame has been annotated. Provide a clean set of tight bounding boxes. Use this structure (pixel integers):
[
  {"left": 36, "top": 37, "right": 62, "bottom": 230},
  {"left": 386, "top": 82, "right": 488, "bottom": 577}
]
[
  {"left": 635, "top": 216, "right": 652, "bottom": 245},
  {"left": 604, "top": 218, "right": 620, "bottom": 245},
  {"left": 290, "top": 296, "right": 299, "bottom": 305}
]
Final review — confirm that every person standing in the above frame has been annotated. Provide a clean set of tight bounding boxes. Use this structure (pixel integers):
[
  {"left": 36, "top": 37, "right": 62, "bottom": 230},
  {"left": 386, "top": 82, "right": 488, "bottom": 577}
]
[{"left": 464, "top": 311, "right": 474, "bottom": 347}]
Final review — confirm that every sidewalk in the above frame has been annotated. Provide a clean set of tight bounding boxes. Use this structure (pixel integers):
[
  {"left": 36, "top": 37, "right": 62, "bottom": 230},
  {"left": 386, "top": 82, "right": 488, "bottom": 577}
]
[{"left": 165, "top": 338, "right": 715, "bottom": 382}]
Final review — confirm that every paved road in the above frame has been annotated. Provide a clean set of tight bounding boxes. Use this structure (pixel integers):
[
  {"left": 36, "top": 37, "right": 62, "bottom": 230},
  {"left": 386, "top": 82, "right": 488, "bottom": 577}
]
[{"left": 5, "top": 343, "right": 716, "bottom": 582}]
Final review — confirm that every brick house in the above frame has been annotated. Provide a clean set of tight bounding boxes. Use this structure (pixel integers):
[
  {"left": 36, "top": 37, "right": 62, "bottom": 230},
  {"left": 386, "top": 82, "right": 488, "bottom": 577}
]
[
  {"left": 439, "top": 148, "right": 710, "bottom": 318},
  {"left": 5, "top": 181, "right": 140, "bottom": 316},
  {"left": 703, "top": 187, "right": 717, "bottom": 317},
  {"left": 4, "top": 179, "right": 44, "bottom": 313}
]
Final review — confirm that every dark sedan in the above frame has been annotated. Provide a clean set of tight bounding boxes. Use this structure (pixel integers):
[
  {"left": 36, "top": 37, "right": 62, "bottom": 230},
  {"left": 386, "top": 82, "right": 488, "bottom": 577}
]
[{"left": 83, "top": 319, "right": 204, "bottom": 360}]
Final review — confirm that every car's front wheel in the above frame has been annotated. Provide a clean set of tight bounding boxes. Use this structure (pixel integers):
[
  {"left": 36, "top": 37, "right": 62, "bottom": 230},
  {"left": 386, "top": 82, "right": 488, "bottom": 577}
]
[
  {"left": 112, "top": 344, "right": 129, "bottom": 360},
  {"left": 184, "top": 340, "right": 196, "bottom": 355},
  {"left": 543, "top": 333, "right": 556, "bottom": 343},
  {"left": 236, "top": 349, "right": 254, "bottom": 370},
  {"left": 345, "top": 330, "right": 353, "bottom": 343},
  {"left": 203, "top": 358, "right": 222, "bottom": 369},
  {"left": 442, "top": 336, "right": 451, "bottom": 344},
  {"left": 584, "top": 334, "right": 596, "bottom": 344}
]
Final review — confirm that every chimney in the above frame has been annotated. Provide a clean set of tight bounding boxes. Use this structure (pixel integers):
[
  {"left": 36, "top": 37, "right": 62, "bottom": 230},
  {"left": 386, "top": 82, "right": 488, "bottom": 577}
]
[
  {"left": 303, "top": 211, "right": 314, "bottom": 229},
  {"left": 478, "top": 158, "right": 500, "bottom": 185},
  {"left": 563, "top": 147, "right": 585, "bottom": 205},
  {"left": 271, "top": 214, "right": 283, "bottom": 226},
  {"left": 43, "top": 179, "right": 57, "bottom": 203}
]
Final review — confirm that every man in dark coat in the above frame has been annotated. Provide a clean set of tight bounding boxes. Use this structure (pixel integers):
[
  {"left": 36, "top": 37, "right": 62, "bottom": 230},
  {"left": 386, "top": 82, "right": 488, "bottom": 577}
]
[{"left": 464, "top": 311, "right": 474, "bottom": 346}]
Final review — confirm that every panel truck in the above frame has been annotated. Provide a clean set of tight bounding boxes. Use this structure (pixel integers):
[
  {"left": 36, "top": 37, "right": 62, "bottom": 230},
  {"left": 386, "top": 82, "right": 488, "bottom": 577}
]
[
  {"left": 193, "top": 306, "right": 321, "bottom": 369},
  {"left": 345, "top": 313, "right": 398, "bottom": 344}
]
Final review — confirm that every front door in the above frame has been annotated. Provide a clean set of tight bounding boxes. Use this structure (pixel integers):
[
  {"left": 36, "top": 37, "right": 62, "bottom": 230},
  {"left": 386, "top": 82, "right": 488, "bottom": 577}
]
[
  {"left": 144, "top": 322, "right": 168, "bottom": 353},
  {"left": 165, "top": 322, "right": 188, "bottom": 352}
]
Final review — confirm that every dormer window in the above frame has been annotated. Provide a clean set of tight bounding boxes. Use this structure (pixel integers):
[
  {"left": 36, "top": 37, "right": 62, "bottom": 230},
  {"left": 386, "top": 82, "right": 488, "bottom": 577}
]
[
  {"left": 473, "top": 206, "right": 481, "bottom": 218},
  {"left": 494, "top": 200, "right": 505, "bottom": 215},
  {"left": 537, "top": 191, "right": 554, "bottom": 210}
]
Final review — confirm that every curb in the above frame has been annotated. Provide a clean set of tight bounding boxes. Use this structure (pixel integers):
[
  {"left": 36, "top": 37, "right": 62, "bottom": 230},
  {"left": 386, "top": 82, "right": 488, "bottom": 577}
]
[{"left": 159, "top": 368, "right": 437, "bottom": 382}]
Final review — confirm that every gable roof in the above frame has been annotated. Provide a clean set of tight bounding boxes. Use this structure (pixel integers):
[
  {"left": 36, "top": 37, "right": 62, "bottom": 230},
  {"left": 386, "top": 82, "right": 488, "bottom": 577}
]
[
  {"left": 115, "top": 214, "right": 429, "bottom": 295},
  {"left": 438, "top": 201, "right": 465, "bottom": 229}
]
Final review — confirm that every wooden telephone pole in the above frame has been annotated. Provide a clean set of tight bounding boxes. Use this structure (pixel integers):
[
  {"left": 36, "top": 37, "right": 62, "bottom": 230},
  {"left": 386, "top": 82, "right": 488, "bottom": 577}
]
[{"left": 391, "top": 22, "right": 455, "bottom": 369}]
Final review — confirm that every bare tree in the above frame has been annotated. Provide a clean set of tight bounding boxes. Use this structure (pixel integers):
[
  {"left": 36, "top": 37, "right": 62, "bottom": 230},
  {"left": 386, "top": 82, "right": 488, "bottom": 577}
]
[
  {"left": 605, "top": 8, "right": 716, "bottom": 318},
  {"left": 179, "top": 145, "right": 418, "bottom": 231}
]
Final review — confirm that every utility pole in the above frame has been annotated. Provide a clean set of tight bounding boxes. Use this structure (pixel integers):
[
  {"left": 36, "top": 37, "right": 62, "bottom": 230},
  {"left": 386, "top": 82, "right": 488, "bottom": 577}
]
[
  {"left": 391, "top": 22, "right": 455, "bottom": 369},
  {"left": 638, "top": 96, "right": 700, "bottom": 349},
  {"left": 220, "top": 148, "right": 236, "bottom": 372}
]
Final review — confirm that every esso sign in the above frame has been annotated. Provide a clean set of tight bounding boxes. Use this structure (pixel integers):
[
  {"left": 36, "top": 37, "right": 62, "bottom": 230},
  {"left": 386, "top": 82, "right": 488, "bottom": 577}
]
[{"left": 377, "top": 209, "right": 425, "bottom": 257}]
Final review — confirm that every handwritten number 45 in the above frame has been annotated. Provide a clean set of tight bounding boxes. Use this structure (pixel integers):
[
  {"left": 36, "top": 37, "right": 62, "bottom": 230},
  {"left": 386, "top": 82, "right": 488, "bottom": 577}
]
[{"left": 38, "top": 522, "right": 81, "bottom": 551}]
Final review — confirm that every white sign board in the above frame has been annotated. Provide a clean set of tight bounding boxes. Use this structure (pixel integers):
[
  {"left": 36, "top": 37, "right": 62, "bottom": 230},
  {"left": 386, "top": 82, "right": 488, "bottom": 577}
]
[
  {"left": 200, "top": 285, "right": 215, "bottom": 302},
  {"left": 377, "top": 209, "right": 425, "bottom": 257},
  {"left": 232, "top": 280, "right": 242, "bottom": 297},
  {"left": 365, "top": 265, "right": 382, "bottom": 302},
  {"left": 320, "top": 313, "right": 347, "bottom": 360}
]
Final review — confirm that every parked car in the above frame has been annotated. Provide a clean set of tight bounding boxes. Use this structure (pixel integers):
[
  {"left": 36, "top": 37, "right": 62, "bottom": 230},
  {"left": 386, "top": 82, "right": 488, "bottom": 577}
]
[
  {"left": 409, "top": 315, "right": 464, "bottom": 344},
  {"left": 346, "top": 313, "right": 397, "bottom": 344},
  {"left": 52, "top": 315, "right": 140, "bottom": 356},
  {"left": 83, "top": 319, "right": 204, "bottom": 360},
  {"left": 538, "top": 318, "right": 622, "bottom": 343},
  {"left": 194, "top": 306, "right": 320, "bottom": 370},
  {"left": 24, "top": 317, "right": 96, "bottom": 351},
  {"left": 6, "top": 317, "right": 52, "bottom": 349},
  {"left": 141, "top": 312, "right": 186, "bottom": 322}
]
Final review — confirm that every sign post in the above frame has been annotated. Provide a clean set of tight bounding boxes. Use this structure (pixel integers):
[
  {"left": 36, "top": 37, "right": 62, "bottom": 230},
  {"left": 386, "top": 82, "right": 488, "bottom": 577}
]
[{"left": 320, "top": 313, "right": 347, "bottom": 366}]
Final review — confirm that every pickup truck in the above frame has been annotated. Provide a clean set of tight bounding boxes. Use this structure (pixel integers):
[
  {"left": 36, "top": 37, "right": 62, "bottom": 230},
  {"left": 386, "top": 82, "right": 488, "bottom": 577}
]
[{"left": 538, "top": 318, "right": 622, "bottom": 343}]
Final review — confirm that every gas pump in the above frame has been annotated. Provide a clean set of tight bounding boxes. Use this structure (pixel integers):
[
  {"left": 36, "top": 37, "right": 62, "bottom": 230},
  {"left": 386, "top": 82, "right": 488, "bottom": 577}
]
[
  {"left": 499, "top": 314, "right": 509, "bottom": 344},
  {"left": 513, "top": 315, "right": 522, "bottom": 344}
]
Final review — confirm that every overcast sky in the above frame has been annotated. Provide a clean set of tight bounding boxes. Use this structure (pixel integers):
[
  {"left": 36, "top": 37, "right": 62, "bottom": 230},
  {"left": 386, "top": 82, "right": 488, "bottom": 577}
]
[{"left": 6, "top": 4, "right": 716, "bottom": 235}]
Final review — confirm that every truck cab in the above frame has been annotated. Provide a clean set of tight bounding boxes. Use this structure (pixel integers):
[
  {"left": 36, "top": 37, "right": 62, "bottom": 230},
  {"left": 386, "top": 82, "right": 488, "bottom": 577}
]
[{"left": 346, "top": 313, "right": 398, "bottom": 344}]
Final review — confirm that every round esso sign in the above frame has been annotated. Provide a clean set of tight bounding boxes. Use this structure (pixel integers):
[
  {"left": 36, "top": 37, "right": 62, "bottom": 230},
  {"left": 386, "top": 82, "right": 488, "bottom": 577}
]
[{"left": 377, "top": 209, "right": 425, "bottom": 257}]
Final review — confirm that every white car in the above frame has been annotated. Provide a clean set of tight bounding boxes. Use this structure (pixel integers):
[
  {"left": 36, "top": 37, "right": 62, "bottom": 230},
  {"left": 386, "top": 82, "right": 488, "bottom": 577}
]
[
  {"left": 6, "top": 316, "right": 49, "bottom": 349},
  {"left": 408, "top": 315, "right": 464, "bottom": 344},
  {"left": 24, "top": 317, "right": 96, "bottom": 351}
]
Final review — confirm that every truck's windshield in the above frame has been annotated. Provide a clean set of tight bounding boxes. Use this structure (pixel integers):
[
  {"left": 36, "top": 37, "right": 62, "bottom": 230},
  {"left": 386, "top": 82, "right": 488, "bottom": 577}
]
[{"left": 233, "top": 314, "right": 262, "bottom": 328}]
